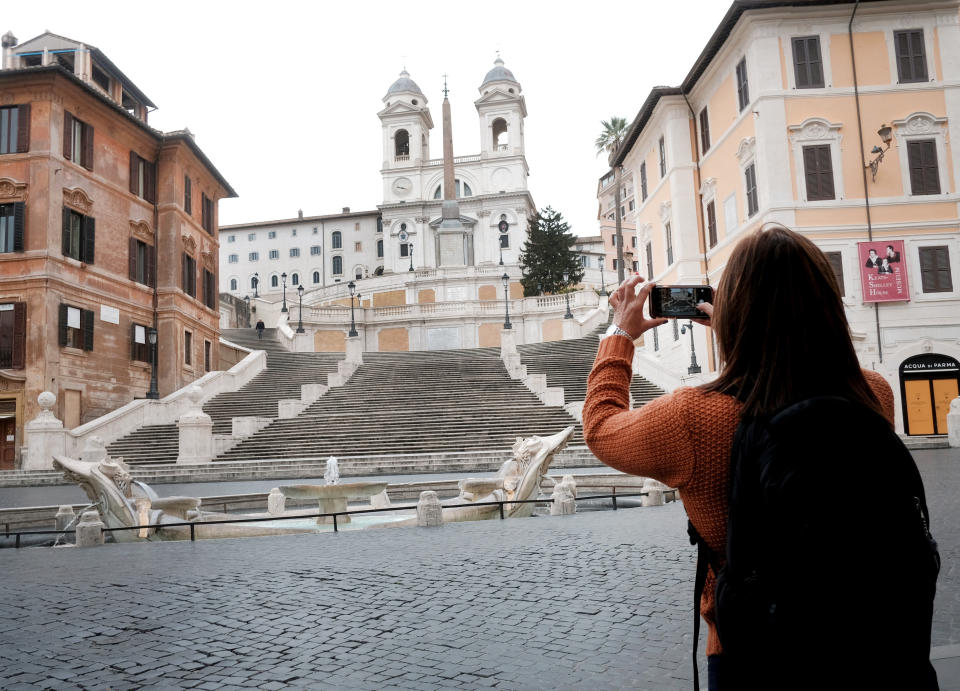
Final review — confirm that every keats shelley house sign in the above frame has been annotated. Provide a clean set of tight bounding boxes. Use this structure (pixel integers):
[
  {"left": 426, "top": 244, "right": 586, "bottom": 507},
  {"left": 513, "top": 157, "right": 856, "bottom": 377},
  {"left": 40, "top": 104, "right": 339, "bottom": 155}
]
[{"left": 858, "top": 240, "right": 910, "bottom": 303}]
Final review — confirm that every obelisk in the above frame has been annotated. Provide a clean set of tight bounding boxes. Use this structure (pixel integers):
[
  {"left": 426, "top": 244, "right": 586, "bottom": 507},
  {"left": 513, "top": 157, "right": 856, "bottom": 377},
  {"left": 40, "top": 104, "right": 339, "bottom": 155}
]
[{"left": 437, "top": 77, "right": 469, "bottom": 266}]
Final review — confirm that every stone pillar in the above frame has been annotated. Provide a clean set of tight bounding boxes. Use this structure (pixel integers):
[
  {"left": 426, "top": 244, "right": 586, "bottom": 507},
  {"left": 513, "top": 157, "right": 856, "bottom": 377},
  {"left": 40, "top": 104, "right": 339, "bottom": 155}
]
[
  {"left": 23, "top": 392, "right": 65, "bottom": 471},
  {"left": 267, "top": 488, "right": 286, "bottom": 515},
  {"left": 948, "top": 398, "right": 960, "bottom": 448},
  {"left": 500, "top": 328, "right": 517, "bottom": 360},
  {"left": 55, "top": 505, "right": 76, "bottom": 533},
  {"left": 550, "top": 478, "right": 576, "bottom": 516},
  {"left": 76, "top": 510, "right": 105, "bottom": 547},
  {"left": 177, "top": 387, "right": 213, "bottom": 465},
  {"left": 345, "top": 335, "right": 364, "bottom": 365},
  {"left": 417, "top": 490, "right": 443, "bottom": 527},
  {"left": 641, "top": 478, "right": 666, "bottom": 507}
]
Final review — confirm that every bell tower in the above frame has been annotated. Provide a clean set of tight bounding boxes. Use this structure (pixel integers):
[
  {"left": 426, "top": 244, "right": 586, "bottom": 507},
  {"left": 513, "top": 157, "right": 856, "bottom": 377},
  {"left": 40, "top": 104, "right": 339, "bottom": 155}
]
[
  {"left": 379, "top": 69, "right": 434, "bottom": 172},
  {"left": 475, "top": 57, "right": 527, "bottom": 157}
]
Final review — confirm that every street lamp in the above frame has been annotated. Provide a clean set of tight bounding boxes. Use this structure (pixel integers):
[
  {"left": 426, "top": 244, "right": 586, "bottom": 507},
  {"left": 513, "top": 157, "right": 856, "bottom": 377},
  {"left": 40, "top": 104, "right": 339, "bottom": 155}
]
[
  {"left": 562, "top": 270, "right": 573, "bottom": 319},
  {"left": 866, "top": 123, "right": 894, "bottom": 182},
  {"left": 296, "top": 284, "right": 305, "bottom": 334},
  {"left": 680, "top": 321, "right": 702, "bottom": 374},
  {"left": 252, "top": 272, "right": 259, "bottom": 298},
  {"left": 501, "top": 272, "right": 512, "bottom": 330},
  {"left": 347, "top": 280, "right": 359, "bottom": 337},
  {"left": 280, "top": 272, "right": 288, "bottom": 313},
  {"left": 243, "top": 295, "right": 251, "bottom": 328},
  {"left": 408, "top": 242, "right": 414, "bottom": 272},
  {"left": 499, "top": 237, "right": 504, "bottom": 266},
  {"left": 146, "top": 327, "right": 159, "bottom": 400},
  {"left": 599, "top": 259, "right": 607, "bottom": 296}
]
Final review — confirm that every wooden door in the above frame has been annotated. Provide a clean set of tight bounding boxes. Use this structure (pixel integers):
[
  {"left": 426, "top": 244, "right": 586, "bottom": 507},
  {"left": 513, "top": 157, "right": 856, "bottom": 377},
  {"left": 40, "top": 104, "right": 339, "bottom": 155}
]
[
  {"left": 904, "top": 379, "right": 934, "bottom": 435},
  {"left": 933, "top": 378, "right": 959, "bottom": 435},
  {"left": 0, "top": 419, "right": 14, "bottom": 470}
]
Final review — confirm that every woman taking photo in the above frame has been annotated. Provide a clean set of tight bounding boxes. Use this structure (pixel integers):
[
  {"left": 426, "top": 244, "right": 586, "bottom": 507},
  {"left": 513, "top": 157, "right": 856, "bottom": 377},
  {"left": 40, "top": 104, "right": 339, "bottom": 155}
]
[{"left": 583, "top": 223, "right": 938, "bottom": 690}]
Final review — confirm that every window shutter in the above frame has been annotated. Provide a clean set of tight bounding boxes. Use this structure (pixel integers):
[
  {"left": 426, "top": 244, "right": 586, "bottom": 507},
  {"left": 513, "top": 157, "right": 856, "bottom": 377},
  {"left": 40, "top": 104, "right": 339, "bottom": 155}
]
[
  {"left": 129, "top": 151, "right": 138, "bottom": 195},
  {"left": 184, "top": 176, "right": 192, "bottom": 214},
  {"left": 819, "top": 146, "right": 835, "bottom": 199},
  {"left": 81, "top": 309, "right": 94, "bottom": 351},
  {"left": 793, "top": 39, "right": 808, "bottom": 87},
  {"left": 16, "top": 103, "right": 30, "bottom": 153},
  {"left": 63, "top": 111, "right": 73, "bottom": 160},
  {"left": 911, "top": 31, "right": 928, "bottom": 81},
  {"left": 919, "top": 247, "right": 935, "bottom": 292},
  {"left": 58, "top": 303, "right": 68, "bottom": 346},
  {"left": 147, "top": 244, "right": 156, "bottom": 287},
  {"left": 61, "top": 207, "right": 71, "bottom": 256},
  {"left": 921, "top": 141, "right": 940, "bottom": 194},
  {"left": 129, "top": 237, "right": 138, "bottom": 281},
  {"left": 82, "top": 123, "right": 94, "bottom": 171},
  {"left": 12, "top": 302, "right": 26, "bottom": 369},
  {"left": 13, "top": 201, "right": 24, "bottom": 251},
  {"left": 82, "top": 215, "right": 95, "bottom": 264},
  {"left": 196, "top": 262, "right": 202, "bottom": 301},
  {"left": 803, "top": 146, "right": 819, "bottom": 198},
  {"left": 825, "top": 251, "right": 845, "bottom": 296},
  {"left": 131, "top": 322, "right": 138, "bottom": 360},
  {"left": 145, "top": 161, "right": 156, "bottom": 204},
  {"left": 182, "top": 253, "right": 188, "bottom": 292}
]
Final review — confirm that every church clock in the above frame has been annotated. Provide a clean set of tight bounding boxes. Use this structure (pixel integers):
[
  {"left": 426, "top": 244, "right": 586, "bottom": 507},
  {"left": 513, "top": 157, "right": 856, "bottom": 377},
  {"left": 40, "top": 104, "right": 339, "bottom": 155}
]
[{"left": 392, "top": 177, "right": 412, "bottom": 196}]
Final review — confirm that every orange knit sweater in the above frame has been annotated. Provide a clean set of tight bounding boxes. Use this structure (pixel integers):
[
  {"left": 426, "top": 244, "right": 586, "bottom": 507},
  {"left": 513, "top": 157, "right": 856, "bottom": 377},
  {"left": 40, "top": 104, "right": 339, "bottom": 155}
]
[{"left": 582, "top": 335, "right": 895, "bottom": 657}]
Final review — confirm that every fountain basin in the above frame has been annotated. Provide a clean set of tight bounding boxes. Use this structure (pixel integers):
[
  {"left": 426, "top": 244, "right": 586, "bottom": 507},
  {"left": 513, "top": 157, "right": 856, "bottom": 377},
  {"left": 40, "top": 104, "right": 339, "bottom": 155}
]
[{"left": 278, "top": 482, "right": 389, "bottom": 525}]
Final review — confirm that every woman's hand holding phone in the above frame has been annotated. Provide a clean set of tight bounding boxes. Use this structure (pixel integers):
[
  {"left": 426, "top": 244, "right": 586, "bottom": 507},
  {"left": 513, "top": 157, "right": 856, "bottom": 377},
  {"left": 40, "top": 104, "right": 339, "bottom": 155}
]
[{"left": 609, "top": 275, "right": 668, "bottom": 340}]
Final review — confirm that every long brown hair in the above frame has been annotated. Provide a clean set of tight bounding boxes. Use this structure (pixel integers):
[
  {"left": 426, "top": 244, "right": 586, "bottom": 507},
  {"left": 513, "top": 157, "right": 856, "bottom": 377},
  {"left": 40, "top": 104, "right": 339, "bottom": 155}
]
[{"left": 703, "top": 223, "right": 884, "bottom": 420}]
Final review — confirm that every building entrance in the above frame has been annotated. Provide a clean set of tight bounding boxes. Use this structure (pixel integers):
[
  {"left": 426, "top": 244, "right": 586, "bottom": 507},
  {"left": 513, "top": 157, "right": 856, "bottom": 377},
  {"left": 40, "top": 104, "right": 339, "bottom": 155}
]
[
  {"left": 899, "top": 354, "right": 959, "bottom": 436},
  {"left": 0, "top": 397, "right": 15, "bottom": 469}
]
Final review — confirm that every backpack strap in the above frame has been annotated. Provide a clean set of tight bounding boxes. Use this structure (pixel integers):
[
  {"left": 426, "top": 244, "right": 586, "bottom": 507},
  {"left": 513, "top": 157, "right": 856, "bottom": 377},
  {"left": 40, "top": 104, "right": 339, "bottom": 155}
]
[{"left": 688, "top": 520, "right": 718, "bottom": 691}]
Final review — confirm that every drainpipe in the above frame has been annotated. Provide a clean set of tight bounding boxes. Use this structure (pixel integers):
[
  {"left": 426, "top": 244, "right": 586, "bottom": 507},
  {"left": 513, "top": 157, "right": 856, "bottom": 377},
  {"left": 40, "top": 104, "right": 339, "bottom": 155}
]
[
  {"left": 849, "top": 0, "right": 883, "bottom": 363},
  {"left": 152, "top": 142, "right": 161, "bottom": 388}
]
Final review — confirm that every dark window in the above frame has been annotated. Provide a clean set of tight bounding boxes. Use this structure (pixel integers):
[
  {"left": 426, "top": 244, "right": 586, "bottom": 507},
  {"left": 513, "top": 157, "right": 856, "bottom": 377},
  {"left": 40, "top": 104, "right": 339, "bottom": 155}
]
[
  {"left": 706, "top": 201, "right": 717, "bottom": 248},
  {"left": 182, "top": 253, "right": 197, "bottom": 298},
  {"left": 400, "top": 243, "right": 409, "bottom": 257},
  {"left": 291, "top": 273, "right": 299, "bottom": 286},
  {"left": 699, "top": 107, "right": 710, "bottom": 154},
  {"left": 184, "top": 331, "right": 192, "bottom": 365},
  {"left": 63, "top": 111, "right": 94, "bottom": 170},
  {"left": 745, "top": 164, "right": 759, "bottom": 217},
  {"left": 290, "top": 248, "right": 300, "bottom": 257},
  {"left": 632, "top": 236, "right": 637, "bottom": 248},
  {"left": 332, "top": 231, "right": 342, "bottom": 249},
  {"left": 792, "top": 36, "right": 824, "bottom": 88},
  {"left": 0, "top": 302, "right": 26, "bottom": 368},
  {"left": 61, "top": 207, "right": 95, "bottom": 263},
  {"left": 128, "top": 151, "right": 156, "bottom": 202},
  {"left": 128, "top": 237, "right": 155, "bottom": 286},
  {"left": 230, "top": 278, "right": 237, "bottom": 290},
  {"left": 332, "top": 256, "right": 343, "bottom": 275},
  {"left": 202, "top": 268, "right": 217, "bottom": 309},
  {"left": 376, "top": 217, "right": 383, "bottom": 233},
  {"left": 658, "top": 137, "right": 666, "bottom": 177},
  {"left": 271, "top": 275, "right": 279, "bottom": 288},
  {"left": 313, "top": 271, "right": 320, "bottom": 284},
  {"left": 646, "top": 241, "right": 653, "bottom": 279},
  {"left": 665, "top": 223, "right": 674, "bottom": 266},
  {"left": 0, "top": 104, "right": 30, "bottom": 154},
  {"left": 499, "top": 234, "right": 509, "bottom": 249},
  {"left": 895, "top": 30, "right": 928, "bottom": 83},
  {"left": 184, "top": 176, "right": 192, "bottom": 215},
  {"left": 825, "top": 251, "right": 845, "bottom": 296},
  {"left": 632, "top": 261, "right": 639, "bottom": 272},
  {"left": 311, "top": 245, "right": 321, "bottom": 256},
  {"left": 377, "top": 239, "right": 383, "bottom": 258},
  {"left": 131, "top": 323, "right": 149, "bottom": 362},
  {"left": 803, "top": 144, "right": 835, "bottom": 201},
  {"left": 736, "top": 58, "right": 749, "bottom": 111},
  {"left": 919, "top": 246, "right": 952, "bottom": 293},
  {"left": 201, "top": 194, "right": 214, "bottom": 234},
  {"left": 0, "top": 202, "right": 24, "bottom": 253},
  {"left": 907, "top": 140, "right": 941, "bottom": 195},
  {"left": 204, "top": 340, "right": 212, "bottom": 372},
  {"left": 58, "top": 304, "right": 94, "bottom": 351},
  {"left": 92, "top": 64, "right": 110, "bottom": 91},
  {"left": 613, "top": 259, "right": 619, "bottom": 271},
  {"left": 640, "top": 162, "right": 648, "bottom": 201}
]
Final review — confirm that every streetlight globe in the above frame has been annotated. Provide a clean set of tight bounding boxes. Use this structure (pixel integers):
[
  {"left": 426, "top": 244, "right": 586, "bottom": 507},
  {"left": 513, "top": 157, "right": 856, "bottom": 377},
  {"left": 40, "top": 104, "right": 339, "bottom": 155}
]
[
  {"left": 298, "top": 284, "right": 304, "bottom": 297},
  {"left": 348, "top": 280, "right": 356, "bottom": 296},
  {"left": 147, "top": 327, "right": 157, "bottom": 345},
  {"left": 501, "top": 273, "right": 509, "bottom": 288},
  {"left": 878, "top": 124, "right": 893, "bottom": 144}
]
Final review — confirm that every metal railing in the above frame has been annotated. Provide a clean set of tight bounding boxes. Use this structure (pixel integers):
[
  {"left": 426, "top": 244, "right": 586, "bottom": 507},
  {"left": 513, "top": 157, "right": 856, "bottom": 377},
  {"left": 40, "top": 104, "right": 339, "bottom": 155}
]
[{"left": 1, "top": 492, "right": 648, "bottom": 547}]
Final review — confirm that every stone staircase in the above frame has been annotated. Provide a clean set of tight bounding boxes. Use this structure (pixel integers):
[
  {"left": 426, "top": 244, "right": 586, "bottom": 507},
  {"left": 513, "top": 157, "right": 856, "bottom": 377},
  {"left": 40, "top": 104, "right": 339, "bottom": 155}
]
[
  {"left": 106, "top": 329, "right": 344, "bottom": 465},
  {"left": 214, "top": 348, "right": 584, "bottom": 463},
  {"left": 517, "top": 328, "right": 664, "bottom": 405}
]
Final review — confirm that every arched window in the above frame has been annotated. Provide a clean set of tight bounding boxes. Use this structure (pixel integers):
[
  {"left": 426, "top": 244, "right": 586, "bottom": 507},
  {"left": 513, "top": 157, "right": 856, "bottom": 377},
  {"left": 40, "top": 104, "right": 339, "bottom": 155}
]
[
  {"left": 355, "top": 266, "right": 364, "bottom": 280},
  {"left": 251, "top": 275, "right": 258, "bottom": 289},
  {"left": 377, "top": 239, "right": 383, "bottom": 258},
  {"left": 433, "top": 179, "right": 473, "bottom": 199},
  {"left": 394, "top": 129, "right": 409, "bottom": 157},
  {"left": 230, "top": 278, "right": 237, "bottom": 290},
  {"left": 332, "top": 256, "right": 343, "bottom": 275},
  {"left": 492, "top": 117, "right": 508, "bottom": 150},
  {"left": 313, "top": 271, "right": 320, "bottom": 284},
  {"left": 291, "top": 273, "right": 300, "bottom": 286},
  {"left": 332, "top": 231, "right": 342, "bottom": 249},
  {"left": 271, "top": 275, "right": 279, "bottom": 288}
]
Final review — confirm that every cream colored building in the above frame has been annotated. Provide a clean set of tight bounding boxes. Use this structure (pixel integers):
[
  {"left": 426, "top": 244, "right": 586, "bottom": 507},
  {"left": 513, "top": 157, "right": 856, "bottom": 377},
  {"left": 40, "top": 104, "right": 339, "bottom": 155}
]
[{"left": 607, "top": 0, "right": 960, "bottom": 437}]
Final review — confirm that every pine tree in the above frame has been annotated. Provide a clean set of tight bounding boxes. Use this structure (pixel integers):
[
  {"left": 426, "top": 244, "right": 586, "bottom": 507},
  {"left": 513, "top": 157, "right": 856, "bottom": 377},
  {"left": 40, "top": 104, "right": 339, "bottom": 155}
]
[{"left": 518, "top": 206, "right": 585, "bottom": 297}]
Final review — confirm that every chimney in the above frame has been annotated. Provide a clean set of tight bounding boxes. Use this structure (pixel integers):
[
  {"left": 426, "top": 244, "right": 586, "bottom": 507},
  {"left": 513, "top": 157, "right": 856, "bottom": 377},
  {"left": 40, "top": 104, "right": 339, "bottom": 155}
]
[
  {"left": 298, "top": 209, "right": 303, "bottom": 220},
  {"left": 1, "top": 31, "right": 17, "bottom": 70},
  {"left": 342, "top": 207, "right": 350, "bottom": 214}
]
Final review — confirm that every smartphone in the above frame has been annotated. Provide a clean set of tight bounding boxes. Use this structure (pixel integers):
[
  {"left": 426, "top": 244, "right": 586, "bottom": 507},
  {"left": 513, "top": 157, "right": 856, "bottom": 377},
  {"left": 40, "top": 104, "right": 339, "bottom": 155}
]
[{"left": 649, "top": 285, "right": 713, "bottom": 319}]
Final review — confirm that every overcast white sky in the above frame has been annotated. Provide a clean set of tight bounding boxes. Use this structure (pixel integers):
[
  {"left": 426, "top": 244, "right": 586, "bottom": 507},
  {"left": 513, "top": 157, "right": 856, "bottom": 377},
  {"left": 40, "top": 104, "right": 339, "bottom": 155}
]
[{"left": 7, "top": 0, "right": 730, "bottom": 235}]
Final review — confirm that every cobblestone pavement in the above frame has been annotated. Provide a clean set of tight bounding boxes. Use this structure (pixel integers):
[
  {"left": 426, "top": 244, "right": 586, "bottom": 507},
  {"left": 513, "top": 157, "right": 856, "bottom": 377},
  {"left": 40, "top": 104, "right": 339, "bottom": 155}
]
[{"left": 0, "top": 448, "right": 957, "bottom": 690}]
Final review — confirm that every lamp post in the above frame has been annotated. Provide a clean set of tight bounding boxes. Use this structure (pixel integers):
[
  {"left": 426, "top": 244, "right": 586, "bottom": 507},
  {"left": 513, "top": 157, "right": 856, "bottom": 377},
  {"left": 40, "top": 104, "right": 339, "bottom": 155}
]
[
  {"left": 599, "top": 259, "right": 607, "bottom": 296},
  {"left": 347, "top": 280, "right": 359, "bottom": 337},
  {"left": 296, "top": 284, "right": 305, "bottom": 334},
  {"left": 562, "top": 270, "right": 573, "bottom": 319},
  {"left": 499, "top": 238, "right": 504, "bottom": 266},
  {"left": 252, "top": 272, "right": 259, "bottom": 298},
  {"left": 243, "top": 295, "right": 250, "bottom": 328},
  {"left": 280, "top": 272, "right": 288, "bottom": 313},
  {"left": 146, "top": 327, "right": 159, "bottom": 400},
  {"left": 408, "top": 242, "right": 414, "bottom": 272},
  {"left": 680, "top": 321, "right": 702, "bottom": 374},
  {"left": 501, "top": 272, "right": 512, "bottom": 330}
]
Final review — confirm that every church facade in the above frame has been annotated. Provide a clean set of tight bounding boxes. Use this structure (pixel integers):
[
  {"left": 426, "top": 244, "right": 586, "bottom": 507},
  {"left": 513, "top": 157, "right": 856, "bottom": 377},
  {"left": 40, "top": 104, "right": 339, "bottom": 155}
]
[{"left": 378, "top": 59, "right": 535, "bottom": 274}]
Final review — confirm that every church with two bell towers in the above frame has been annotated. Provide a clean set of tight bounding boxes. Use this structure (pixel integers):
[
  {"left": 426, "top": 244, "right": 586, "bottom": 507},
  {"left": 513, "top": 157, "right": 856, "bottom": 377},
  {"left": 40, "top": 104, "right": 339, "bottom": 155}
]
[{"left": 378, "top": 58, "right": 535, "bottom": 273}]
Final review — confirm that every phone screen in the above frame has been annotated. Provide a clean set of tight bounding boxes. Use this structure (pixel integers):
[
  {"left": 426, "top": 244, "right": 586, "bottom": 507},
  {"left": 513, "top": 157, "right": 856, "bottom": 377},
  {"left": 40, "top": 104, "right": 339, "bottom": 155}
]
[{"left": 650, "top": 285, "right": 713, "bottom": 319}]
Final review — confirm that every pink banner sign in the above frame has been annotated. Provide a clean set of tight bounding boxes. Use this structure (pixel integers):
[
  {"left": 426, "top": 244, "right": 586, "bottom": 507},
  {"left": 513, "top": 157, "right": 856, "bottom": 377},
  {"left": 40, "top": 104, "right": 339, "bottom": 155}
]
[{"left": 858, "top": 240, "right": 910, "bottom": 302}]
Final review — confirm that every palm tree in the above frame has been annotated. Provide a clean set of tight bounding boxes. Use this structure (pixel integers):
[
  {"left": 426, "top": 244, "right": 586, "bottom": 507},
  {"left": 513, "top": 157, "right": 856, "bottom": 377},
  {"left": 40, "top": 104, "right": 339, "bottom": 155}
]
[{"left": 595, "top": 116, "right": 630, "bottom": 284}]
